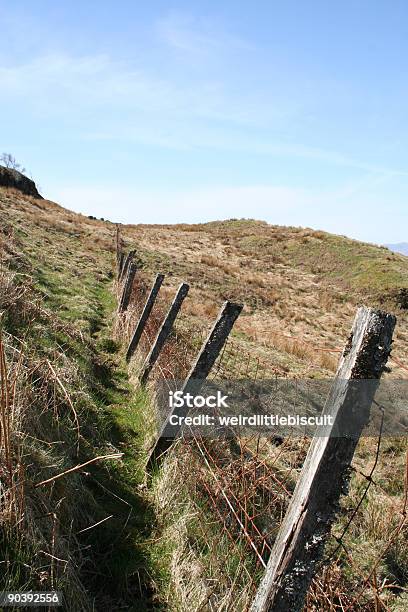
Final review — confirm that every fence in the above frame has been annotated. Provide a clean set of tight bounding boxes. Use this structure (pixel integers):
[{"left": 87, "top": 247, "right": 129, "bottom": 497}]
[{"left": 114, "top": 228, "right": 408, "bottom": 611}]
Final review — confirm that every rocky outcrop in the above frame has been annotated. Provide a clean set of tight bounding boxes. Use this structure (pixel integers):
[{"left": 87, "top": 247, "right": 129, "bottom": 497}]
[{"left": 0, "top": 165, "right": 43, "bottom": 199}]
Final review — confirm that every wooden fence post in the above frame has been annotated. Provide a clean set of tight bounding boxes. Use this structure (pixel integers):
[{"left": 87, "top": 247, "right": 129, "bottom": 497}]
[
  {"left": 146, "top": 300, "right": 243, "bottom": 470},
  {"left": 115, "top": 225, "right": 122, "bottom": 262},
  {"left": 126, "top": 274, "right": 165, "bottom": 362},
  {"left": 115, "top": 225, "right": 124, "bottom": 279},
  {"left": 250, "top": 306, "right": 396, "bottom": 612},
  {"left": 139, "top": 282, "right": 189, "bottom": 385},
  {"left": 120, "top": 250, "right": 136, "bottom": 283},
  {"left": 118, "top": 262, "right": 138, "bottom": 313},
  {"left": 118, "top": 252, "right": 125, "bottom": 279}
]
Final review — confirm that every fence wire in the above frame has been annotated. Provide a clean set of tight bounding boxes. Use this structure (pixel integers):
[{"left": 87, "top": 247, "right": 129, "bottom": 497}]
[{"left": 115, "top": 261, "right": 408, "bottom": 611}]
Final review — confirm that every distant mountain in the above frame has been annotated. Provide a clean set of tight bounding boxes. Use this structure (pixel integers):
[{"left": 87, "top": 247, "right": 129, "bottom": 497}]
[{"left": 385, "top": 243, "right": 408, "bottom": 256}]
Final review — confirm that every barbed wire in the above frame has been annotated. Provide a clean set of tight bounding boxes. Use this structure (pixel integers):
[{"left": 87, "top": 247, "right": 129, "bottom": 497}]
[{"left": 116, "top": 261, "right": 408, "bottom": 611}]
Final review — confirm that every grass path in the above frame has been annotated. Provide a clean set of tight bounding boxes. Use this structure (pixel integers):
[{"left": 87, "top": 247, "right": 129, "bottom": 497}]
[
  {"left": 49, "top": 252, "right": 169, "bottom": 610},
  {"left": 1, "top": 191, "right": 170, "bottom": 610}
]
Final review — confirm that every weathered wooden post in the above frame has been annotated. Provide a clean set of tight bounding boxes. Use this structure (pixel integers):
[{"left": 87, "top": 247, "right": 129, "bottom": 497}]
[
  {"left": 139, "top": 283, "right": 189, "bottom": 385},
  {"left": 120, "top": 250, "right": 136, "bottom": 283},
  {"left": 250, "top": 306, "right": 396, "bottom": 612},
  {"left": 115, "top": 225, "right": 121, "bottom": 262},
  {"left": 118, "top": 262, "right": 138, "bottom": 313},
  {"left": 126, "top": 274, "right": 165, "bottom": 362},
  {"left": 146, "top": 300, "right": 243, "bottom": 470},
  {"left": 115, "top": 225, "right": 122, "bottom": 278},
  {"left": 118, "top": 251, "right": 125, "bottom": 279}
]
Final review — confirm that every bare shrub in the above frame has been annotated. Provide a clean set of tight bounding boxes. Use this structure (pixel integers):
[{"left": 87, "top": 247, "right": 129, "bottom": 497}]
[{"left": 1, "top": 153, "right": 26, "bottom": 174}]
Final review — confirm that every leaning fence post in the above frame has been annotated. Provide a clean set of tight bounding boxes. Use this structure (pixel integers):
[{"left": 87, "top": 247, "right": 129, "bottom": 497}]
[
  {"left": 118, "top": 262, "right": 138, "bottom": 313},
  {"left": 126, "top": 274, "right": 165, "bottom": 362},
  {"left": 250, "top": 306, "right": 396, "bottom": 612},
  {"left": 139, "top": 282, "right": 189, "bottom": 385},
  {"left": 146, "top": 300, "right": 243, "bottom": 470},
  {"left": 120, "top": 250, "right": 136, "bottom": 283}
]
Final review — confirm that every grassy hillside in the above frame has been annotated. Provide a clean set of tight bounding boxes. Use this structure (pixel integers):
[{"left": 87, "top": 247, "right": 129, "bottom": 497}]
[
  {"left": 1, "top": 186, "right": 407, "bottom": 610},
  {"left": 121, "top": 219, "right": 408, "bottom": 376},
  {"left": 0, "top": 190, "right": 161, "bottom": 609}
]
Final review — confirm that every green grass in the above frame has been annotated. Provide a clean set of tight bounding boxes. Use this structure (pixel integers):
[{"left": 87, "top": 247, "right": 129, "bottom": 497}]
[
  {"left": 283, "top": 233, "right": 408, "bottom": 294},
  {"left": 0, "top": 199, "right": 173, "bottom": 609},
  {"left": 2, "top": 190, "right": 408, "bottom": 611}
]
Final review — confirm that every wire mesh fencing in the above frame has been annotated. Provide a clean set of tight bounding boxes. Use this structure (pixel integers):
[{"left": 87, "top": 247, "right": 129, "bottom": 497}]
[{"left": 114, "top": 256, "right": 408, "bottom": 612}]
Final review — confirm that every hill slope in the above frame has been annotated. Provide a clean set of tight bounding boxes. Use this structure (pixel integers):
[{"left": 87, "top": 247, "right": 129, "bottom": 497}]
[
  {"left": 121, "top": 219, "right": 408, "bottom": 376},
  {"left": 1, "top": 185, "right": 407, "bottom": 610}
]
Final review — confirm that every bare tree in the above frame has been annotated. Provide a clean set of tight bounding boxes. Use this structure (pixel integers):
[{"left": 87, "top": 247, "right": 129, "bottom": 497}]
[{"left": 1, "top": 153, "right": 26, "bottom": 174}]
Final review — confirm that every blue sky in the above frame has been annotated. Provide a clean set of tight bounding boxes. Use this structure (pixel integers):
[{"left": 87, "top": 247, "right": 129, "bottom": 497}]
[{"left": 1, "top": 1, "right": 407, "bottom": 243}]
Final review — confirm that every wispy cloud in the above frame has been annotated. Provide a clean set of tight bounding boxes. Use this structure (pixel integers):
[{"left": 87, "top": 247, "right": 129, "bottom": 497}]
[
  {"left": 0, "top": 53, "right": 254, "bottom": 126},
  {"left": 0, "top": 54, "right": 172, "bottom": 112},
  {"left": 1, "top": 50, "right": 405, "bottom": 180}
]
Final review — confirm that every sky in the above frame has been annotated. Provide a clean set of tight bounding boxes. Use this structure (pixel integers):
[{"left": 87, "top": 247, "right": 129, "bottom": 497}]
[{"left": 0, "top": 1, "right": 407, "bottom": 243}]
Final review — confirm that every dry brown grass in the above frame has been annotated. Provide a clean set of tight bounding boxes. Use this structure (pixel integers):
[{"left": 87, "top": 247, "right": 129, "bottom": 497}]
[
  {"left": 3, "top": 186, "right": 408, "bottom": 610},
  {"left": 122, "top": 219, "right": 408, "bottom": 369},
  {"left": 0, "top": 331, "right": 23, "bottom": 527},
  {"left": 266, "top": 332, "right": 338, "bottom": 372},
  {"left": 184, "top": 295, "right": 220, "bottom": 320},
  {"left": 200, "top": 253, "right": 241, "bottom": 277},
  {"left": 0, "top": 334, "right": 91, "bottom": 609}
]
